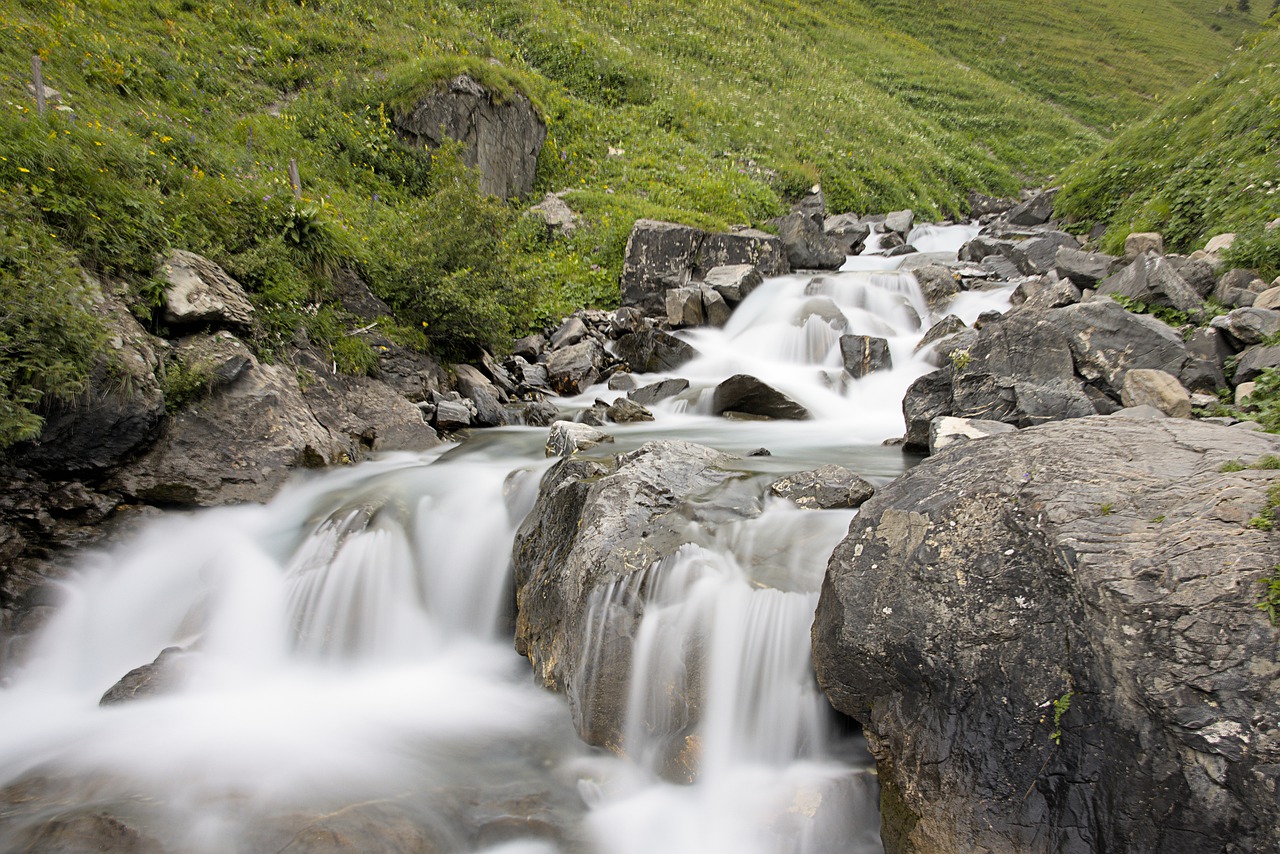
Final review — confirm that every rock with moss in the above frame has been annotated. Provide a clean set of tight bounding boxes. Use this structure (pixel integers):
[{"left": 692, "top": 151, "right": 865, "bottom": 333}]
[{"left": 813, "top": 416, "right": 1280, "bottom": 854}]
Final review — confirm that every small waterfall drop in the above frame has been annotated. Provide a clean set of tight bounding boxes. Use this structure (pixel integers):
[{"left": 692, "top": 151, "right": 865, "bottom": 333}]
[{"left": 0, "top": 226, "right": 1012, "bottom": 852}]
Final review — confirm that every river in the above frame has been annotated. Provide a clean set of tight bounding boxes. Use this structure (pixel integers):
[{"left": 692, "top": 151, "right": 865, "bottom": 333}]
[{"left": 0, "top": 224, "right": 1009, "bottom": 852}]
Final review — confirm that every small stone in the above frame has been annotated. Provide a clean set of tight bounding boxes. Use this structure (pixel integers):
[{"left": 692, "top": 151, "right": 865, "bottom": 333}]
[
  {"left": 545, "top": 420, "right": 614, "bottom": 457},
  {"left": 606, "top": 397, "right": 654, "bottom": 423},
  {"left": 769, "top": 464, "right": 875, "bottom": 509},
  {"left": 1124, "top": 232, "right": 1164, "bottom": 257}
]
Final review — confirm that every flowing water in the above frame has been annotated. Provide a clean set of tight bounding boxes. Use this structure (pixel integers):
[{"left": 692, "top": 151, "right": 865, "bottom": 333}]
[{"left": 0, "top": 225, "right": 1010, "bottom": 852}]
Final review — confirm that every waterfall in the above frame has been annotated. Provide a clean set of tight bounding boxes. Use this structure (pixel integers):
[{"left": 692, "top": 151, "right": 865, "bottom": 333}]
[{"left": 0, "top": 226, "right": 1012, "bottom": 852}]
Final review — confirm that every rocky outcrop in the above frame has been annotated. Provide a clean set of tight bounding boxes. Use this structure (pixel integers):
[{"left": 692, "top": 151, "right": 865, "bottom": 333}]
[
  {"left": 512, "top": 440, "right": 751, "bottom": 745},
  {"left": 159, "top": 250, "right": 255, "bottom": 333},
  {"left": 812, "top": 417, "right": 1280, "bottom": 854},
  {"left": 620, "top": 220, "right": 787, "bottom": 316},
  {"left": 777, "top": 212, "right": 845, "bottom": 270},
  {"left": 393, "top": 74, "right": 546, "bottom": 199}
]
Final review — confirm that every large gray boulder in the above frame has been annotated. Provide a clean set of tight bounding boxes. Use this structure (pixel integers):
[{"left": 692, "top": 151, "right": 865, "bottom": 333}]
[
  {"left": 813, "top": 417, "right": 1280, "bottom": 854},
  {"left": 620, "top": 220, "right": 787, "bottom": 316},
  {"left": 1047, "top": 299, "right": 1188, "bottom": 398},
  {"left": 546, "top": 340, "right": 605, "bottom": 395},
  {"left": 711, "top": 374, "right": 810, "bottom": 420},
  {"left": 1097, "top": 253, "right": 1206, "bottom": 316},
  {"left": 393, "top": 74, "right": 545, "bottom": 198},
  {"left": 453, "top": 363, "right": 509, "bottom": 427},
  {"left": 513, "top": 441, "right": 749, "bottom": 745},
  {"left": 611, "top": 328, "right": 698, "bottom": 373},
  {"left": 777, "top": 212, "right": 845, "bottom": 270},
  {"left": 160, "top": 250, "right": 255, "bottom": 333}
]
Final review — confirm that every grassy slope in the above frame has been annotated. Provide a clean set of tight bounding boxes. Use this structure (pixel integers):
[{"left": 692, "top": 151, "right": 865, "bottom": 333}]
[
  {"left": 1056, "top": 21, "right": 1280, "bottom": 261},
  {"left": 0, "top": 0, "right": 1252, "bottom": 441}
]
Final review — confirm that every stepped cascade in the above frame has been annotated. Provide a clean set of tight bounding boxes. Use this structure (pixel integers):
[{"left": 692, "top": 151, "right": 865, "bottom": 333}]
[{"left": 0, "top": 226, "right": 1013, "bottom": 852}]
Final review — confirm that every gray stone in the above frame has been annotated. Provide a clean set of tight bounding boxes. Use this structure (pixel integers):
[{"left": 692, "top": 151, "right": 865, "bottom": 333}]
[
  {"left": 1254, "top": 286, "right": 1280, "bottom": 311},
  {"left": 549, "top": 316, "right": 588, "bottom": 350},
  {"left": 777, "top": 212, "right": 846, "bottom": 270},
  {"left": 160, "top": 250, "right": 255, "bottom": 332},
  {"left": 1054, "top": 246, "right": 1116, "bottom": 288},
  {"left": 546, "top": 339, "right": 605, "bottom": 395},
  {"left": 1124, "top": 231, "right": 1164, "bottom": 256},
  {"left": 433, "top": 398, "right": 472, "bottom": 431},
  {"left": 823, "top": 214, "right": 871, "bottom": 255},
  {"left": 912, "top": 265, "right": 960, "bottom": 308},
  {"left": 393, "top": 74, "right": 545, "bottom": 198},
  {"left": 1006, "top": 189, "right": 1057, "bottom": 226},
  {"left": 711, "top": 375, "right": 810, "bottom": 420},
  {"left": 1234, "top": 344, "right": 1280, "bottom": 384},
  {"left": 544, "top": 421, "right": 614, "bottom": 457},
  {"left": 1097, "top": 253, "right": 1206, "bottom": 316},
  {"left": 628, "top": 378, "right": 690, "bottom": 407},
  {"left": 915, "top": 315, "right": 968, "bottom": 355},
  {"left": 1010, "top": 275, "right": 1082, "bottom": 311},
  {"left": 927, "top": 415, "right": 1016, "bottom": 454},
  {"left": 702, "top": 264, "right": 763, "bottom": 304},
  {"left": 769, "top": 464, "right": 875, "bottom": 509},
  {"left": 700, "top": 287, "right": 733, "bottom": 327},
  {"left": 1119, "top": 369, "right": 1192, "bottom": 418},
  {"left": 1165, "top": 255, "right": 1217, "bottom": 298},
  {"left": 665, "top": 287, "right": 705, "bottom": 328},
  {"left": 1019, "top": 232, "right": 1079, "bottom": 275},
  {"left": 527, "top": 192, "right": 576, "bottom": 236},
  {"left": 1048, "top": 299, "right": 1188, "bottom": 397},
  {"left": 813, "top": 417, "right": 1280, "bottom": 854},
  {"left": 1180, "top": 327, "right": 1231, "bottom": 394},
  {"left": 607, "top": 372, "right": 636, "bottom": 391},
  {"left": 519, "top": 398, "right": 561, "bottom": 427},
  {"left": 883, "top": 209, "right": 915, "bottom": 236},
  {"left": 967, "top": 191, "right": 1016, "bottom": 218},
  {"left": 100, "top": 647, "right": 189, "bottom": 705},
  {"left": 453, "top": 363, "right": 509, "bottom": 427},
  {"left": 612, "top": 328, "right": 698, "bottom": 373},
  {"left": 1210, "top": 307, "right": 1280, "bottom": 347},
  {"left": 902, "top": 369, "right": 954, "bottom": 451},
  {"left": 839, "top": 335, "right": 893, "bottom": 379},
  {"left": 511, "top": 333, "right": 546, "bottom": 361},
  {"left": 605, "top": 397, "right": 654, "bottom": 423},
  {"left": 1215, "top": 268, "right": 1269, "bottom": 308}
]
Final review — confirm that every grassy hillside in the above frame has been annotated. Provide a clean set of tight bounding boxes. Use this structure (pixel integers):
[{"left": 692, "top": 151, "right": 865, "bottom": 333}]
[
  {"left": 1056, "top": 21, "right": 1280, "bottom": 270},
  {"left": 0, "top": 0, "right": 1253, "bottom": 444}
]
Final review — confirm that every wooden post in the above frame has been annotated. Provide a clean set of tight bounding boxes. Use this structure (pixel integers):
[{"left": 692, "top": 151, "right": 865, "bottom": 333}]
[
  {"left": 31, "top": 54, "right": 45, "bottom": 117},
  {"left": 288, "top": 158, "right": 302, "bottom": 200}
]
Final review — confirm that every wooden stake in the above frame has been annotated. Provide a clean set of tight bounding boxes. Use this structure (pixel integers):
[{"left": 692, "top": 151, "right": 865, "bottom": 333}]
[
  {"left": 31, "top": 55, "right": 45, "bottom": 117},
  {"left": 288, "top": 158, "right": 302, "bottom": 199}
]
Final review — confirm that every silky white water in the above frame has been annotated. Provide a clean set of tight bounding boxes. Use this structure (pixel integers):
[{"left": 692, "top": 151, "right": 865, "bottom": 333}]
[{"left": 0, "top": 227, "right": 1010, "bottom": 852}]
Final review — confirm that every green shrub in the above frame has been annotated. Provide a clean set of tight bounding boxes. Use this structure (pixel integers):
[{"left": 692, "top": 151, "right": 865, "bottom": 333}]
[
  {"left": 0, "top": 188, "right": 106, "bottom": 447},
  {"left": 1221, "top": 224, "right": 1280, "bottom": 282},
  {"left": 1259, "top": 565, "right": 1280, "bottom": 626},
  {"left": 160, "top": 356, "right": 211, "bottom": 414}
]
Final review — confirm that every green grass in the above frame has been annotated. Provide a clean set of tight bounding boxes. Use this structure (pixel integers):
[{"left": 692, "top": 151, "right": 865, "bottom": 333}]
[
  {"left": 1057, "top": 21, "right": 1280, "bottom": 254},
  {"left": 0, "top": 0, "right": 1260, "bottom": 445}
]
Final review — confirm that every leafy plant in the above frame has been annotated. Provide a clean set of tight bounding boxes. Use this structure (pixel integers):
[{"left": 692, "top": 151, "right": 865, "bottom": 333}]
[
  {"left": 1050, "top": 690, "right": 1074, "bottom": 745},
  {"left": 1259, "top": 565, "right": 1280, "bottom": 626},
  {"left": 160, "top": 356, "right": 212, "bottom": 414}
]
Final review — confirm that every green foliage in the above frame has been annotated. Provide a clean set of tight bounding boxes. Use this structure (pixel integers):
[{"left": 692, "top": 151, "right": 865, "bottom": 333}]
[
  {"left": 1239, "top": 367, "right": 1280, "bottom": 432},
  {"left": 1098, "top": 502, "right": 1115, "bottom": 516},
  {"left": 0, "top": 188, "right": 106, "bottom": 446},
  {"left": 1057, "top": 23, "right": 1280, "bottom": 252},
  {"left": 159, "top": 356, "right": 210, "bottom": 414},
  {"left": 1259, "top": 565, "right": 1280, "bottom": 625},
  {"left": 1050, "top": 690, "right": 1074, "bottom": 745},
  {"left": 1248, "top": 483, "right": 1280, "bottom": 530},
  {"left": 1221, "top": 460, "right": 1248, "bottom": 472},
  {"left": 1221, "top": 224, "right": 1280, "bottom": 282}
]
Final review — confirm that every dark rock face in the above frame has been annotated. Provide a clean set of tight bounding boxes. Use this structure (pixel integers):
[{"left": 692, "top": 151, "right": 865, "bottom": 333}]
[
  {"left": 710, "top": 374, "right": 810, "bottom": 420},
  {"left": 611, "top": 328, "right": 698, "bottom": 373},
  {"left": 620, "top": 220, "right": 787, "bottom": 316},
  {"left": 902, "top": 370, "right": 954, "bottom": 451},
  {"left": 839, "top": 335, "right": 893, "bottom": 379},
  {"left": 512, "top": 441, "right": 747, "bottom": 745},
  {"left": 1006, "top": 188, "right": 1057, "bottom": 226},
  {"left": 546, "top": 340, "right": 605, "bottom": 395},
  {"left": 777, "top": 212, "right": 845, "bottom": 270},
  {"left": 100, "top": 646, "right": 189, "bottom": 705},
  {"left": 393, "top": 74, "right": 545, "bottom": 198},
  {"left": 812, "top": 417, "right": 1280, "bottom": 854},
  {"left": 1053, "top": 246, "right": 1116, "bottom": 288},
  {"left": 628, "top": 378, "right": 690, "bottom": 407},
  {"left": 1097, "top": 253, "right": 1206, "bottom": 316},
  {"left": 1048, "top": 299, "right": 1188, "bottom": 397}
]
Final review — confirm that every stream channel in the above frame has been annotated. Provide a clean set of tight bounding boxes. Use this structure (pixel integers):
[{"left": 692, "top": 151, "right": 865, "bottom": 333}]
[{"left": 0, "top": 224, "right": 1010, "bottom": 853}]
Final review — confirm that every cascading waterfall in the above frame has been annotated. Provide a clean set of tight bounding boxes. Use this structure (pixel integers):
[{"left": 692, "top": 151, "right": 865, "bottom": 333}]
[{"left": 0, "top": 225, "right": 1011, "bottom": 853}]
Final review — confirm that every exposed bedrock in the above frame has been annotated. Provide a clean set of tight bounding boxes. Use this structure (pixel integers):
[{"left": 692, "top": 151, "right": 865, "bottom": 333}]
[{"left": 812, "top": 416, "right": 1280, "bottom": 854}]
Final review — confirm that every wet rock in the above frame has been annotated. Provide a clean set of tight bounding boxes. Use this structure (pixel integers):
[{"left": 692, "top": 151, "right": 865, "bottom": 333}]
[
  {"left": 546, "top": 340, "right": 605, "bottom": 395},
  {"left": 394, "top": 74, "right": 545, "bottom": 198},
  {"left": 778, "top": 212, "right": 845, "bottom": 270},
  {"left": 160, "top": 249, "right": 255, "bottom": 333},
  {"left": 620, "top": 220, "right": 786, "bottom": 316},
  {"left": 711, "top": 375, "right": 810, "bottom": 420},
  {"left": 628, "top": 378, "right": 690, "bottom": 407},
  {"left": 453, "top": 364, "right": 509, "bottom": 427},
  {"left": 16, "top": 811, "right": 166, "bottom": 854},
  {"left": 605, "top": 397, "right": 654, "bottom": 423},
  {"left": 607, "top": 373, "right": 636, "bottom": 391},
  {"left": 769, "top": 464, "right": 874, "bottom": 509},
  {"left": 912, "top": 265, "right": 960, "bottom": 309},
  {"left": 433, "top": 398, "right": 473, "bottom": 432},
  {"left": 1006, "top": 188, "right": 1057, "bottom": 226},
  {"left": 544, "top": 421, "right": 614, "bottom": 458},
  {"left": 1210, "top": 307, "right": 1280, "bottom": 348},
  {"left": 514, "top": 440, "right": 747, "bottom": 745},
  {"left": 576, "top": 401, "right": 609, "bottom": 427},
  {"left": 915, "top": 315, "right": 968, "bottom": 355},
  {"left": 839, "top": 335, "right": 893, "bottom": 379},
  {"left": 813, "top": 417, "right": 1280, "bottom": 854},
  {"left": 665, "top": 287, "right": 705, "bottom": 328},
  {"left": 100, "top": 646, "right": 190, "bottom": 705},
  {"left": 1053, "top": 246, "right": 1116, "bottom": 288},
  {"left": 1119, "top": 369, "right": 1192, "bottom": 418},
  {"left": 927, "top": 415, "right": 1016, "bottom": 454},
  {"left": 519, "top": 399, "right": 561, "bottom": 427},
  {"left": 703, "top": 264, "right": 763, "bottom": 304},
  {"left": 902, "top": 369, "right": 955, "bottom": 451},
  {"left": 612, "top": 328, "right": 698, "bottom": 373},
  {"left": 823, "top": 214, "right": 870, "bottom": 255},
  {"left": 1047, "top": 299, "right": 1188, "bottom": 398}
]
